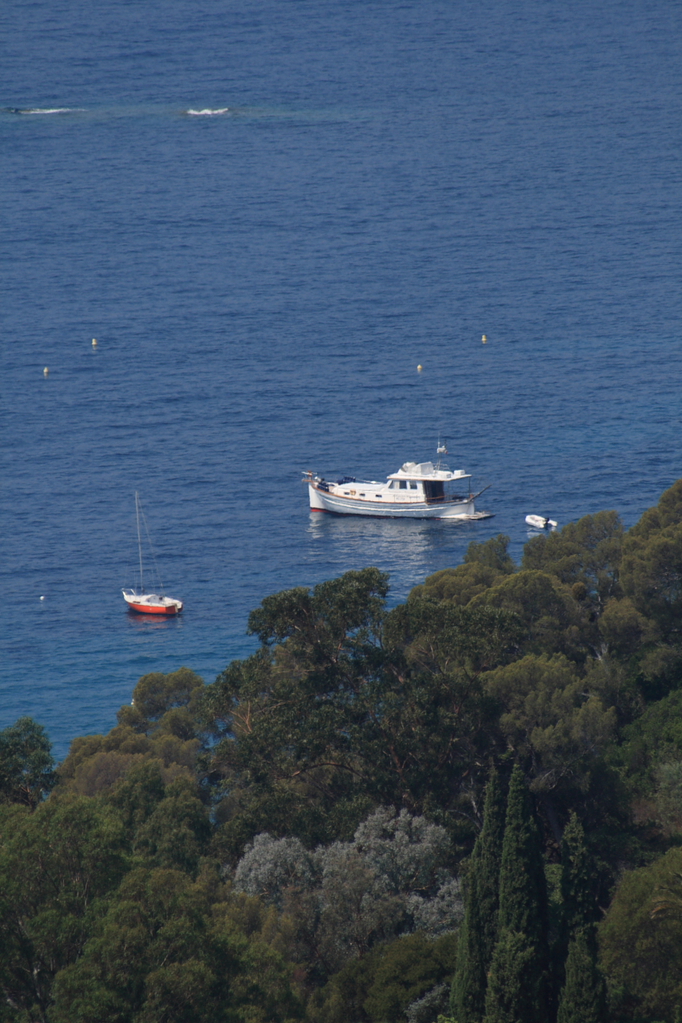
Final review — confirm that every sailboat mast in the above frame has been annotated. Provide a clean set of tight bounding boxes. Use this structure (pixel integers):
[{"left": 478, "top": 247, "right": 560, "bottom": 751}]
[{"left": 135, "top": 491, "right": 144, "bottom": 592}]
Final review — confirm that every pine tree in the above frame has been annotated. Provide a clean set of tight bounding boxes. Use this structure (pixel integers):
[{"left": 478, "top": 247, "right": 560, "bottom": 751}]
[
  {"left": 485, "top": 763, "right": 550, "bottom": 1023},
  {"left": 556, "top": 928, "right": 607, "bottom": 1023},
  {"left": 451, "top": 769, "right": 506, "bottom": 1023}
]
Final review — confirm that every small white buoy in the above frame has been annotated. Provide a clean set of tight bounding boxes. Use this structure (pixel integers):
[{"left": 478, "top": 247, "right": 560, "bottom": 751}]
[
  {"left": 417, "top": 364, "right": 423, "bottom": 373},
  {"left": 40, "top": 595, "right": 45, "bottom": 601},
  {"left": 482, "top": 334, "right": 487, "bottom": 344},
  {"left": 43, "top": 366, "right": 49, "bottom": 376},
  {"left": 92, "top": 338, "right": 98, "bottom": 347}
]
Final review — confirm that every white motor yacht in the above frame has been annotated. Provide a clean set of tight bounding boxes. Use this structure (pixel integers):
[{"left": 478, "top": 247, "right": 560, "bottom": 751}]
[{"left": 304, "top": 451, "right": 492, "bottom": 520}]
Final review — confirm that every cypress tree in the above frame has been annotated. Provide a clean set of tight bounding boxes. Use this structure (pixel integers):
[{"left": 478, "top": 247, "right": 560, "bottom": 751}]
[
  {"left": 497, "top": 763, "right": 548, "bottom": 948},
  {"left": 451, "top": 852, "right": 487, "bottom": 1023},
  {"left": 451, "top": 768, "right": 506, "bottom": 1023},
  {"left": 485, "top": 763, "right": 550, "bottom": 1023},
  {"left": 476, "top": 767, "right": 506, "bottom": 967},
  {"left": 556, "top": 814, "right": 606, "bottom": 1023},
  {"left": 483, "top": 928, "right": 539, "bottom": 1023},
  {"left": 561, "top": 812, "right": 599, "bottom": 940},
  {"left": 556, "top": 928, "right": 607, "bottom": 1023}
]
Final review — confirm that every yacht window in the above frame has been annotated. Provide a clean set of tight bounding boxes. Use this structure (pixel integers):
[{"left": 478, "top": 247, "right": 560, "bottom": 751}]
[
  {"left": 410, "top": 482, "right": 419, "bottom": 490},
  {"left": 423, "top": 481, "right": 445, "bottom": 502},
  {"left": 399, "top": 480, "right": 407, "bottom": 490}
]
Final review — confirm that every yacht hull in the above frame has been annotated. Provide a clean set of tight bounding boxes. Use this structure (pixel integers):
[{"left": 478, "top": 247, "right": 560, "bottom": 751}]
[
  {"left": 122, "top": 590, "right": 183, "bottom": 614},
  {"left": 308, "top": 482, "right": 492, "bottom": 520}
]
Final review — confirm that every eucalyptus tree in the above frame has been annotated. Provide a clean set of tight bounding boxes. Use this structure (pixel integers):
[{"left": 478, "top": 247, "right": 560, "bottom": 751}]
[
  {"left": 233, "top": 806, "right": 462, "bottom": 981},
  {"left": 201, "top": 568, "right": 522, "bottom": 860},
  {"left": 0, "top": 795, "right": 127, "bottom": 1023}
]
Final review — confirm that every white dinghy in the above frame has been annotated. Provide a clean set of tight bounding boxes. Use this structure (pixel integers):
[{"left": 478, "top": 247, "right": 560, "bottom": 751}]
[{"left": 525, "top": 514, "right": 557, "bottom": 530}]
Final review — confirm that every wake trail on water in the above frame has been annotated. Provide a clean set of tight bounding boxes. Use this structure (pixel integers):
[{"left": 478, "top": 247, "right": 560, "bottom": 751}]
[
  {"left": 3, "top": 107, "right": 83, "bottom": 115},
  {"left": 184, "top": 107, "right": 231, "bottom": 116},
  {"left": 1, "top": 105, "right": 349, "bottom": 124}
]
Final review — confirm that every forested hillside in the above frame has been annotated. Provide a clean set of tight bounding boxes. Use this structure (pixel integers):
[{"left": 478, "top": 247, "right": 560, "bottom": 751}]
[{"left": 3, "top": 479, "right": 682, "bottom": 1023}]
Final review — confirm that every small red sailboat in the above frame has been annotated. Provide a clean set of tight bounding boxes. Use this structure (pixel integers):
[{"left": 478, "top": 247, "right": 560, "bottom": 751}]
[{"left": 122, "top": 492, "right": 183, "bottom": 615}]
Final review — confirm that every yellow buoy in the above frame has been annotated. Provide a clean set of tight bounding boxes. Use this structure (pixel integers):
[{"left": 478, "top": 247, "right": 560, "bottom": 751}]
[
  {"left": 417, "top": 364, "right": 423, "bottom": 372},
  {"left": 482, "top": 335, "right": 487, "bottom": 344},
  {"left": 92, "top": 338, "right": 98, "bottom": 347},
  {"left": 43, "top": 366, "right": 49, "bottom": 376}
]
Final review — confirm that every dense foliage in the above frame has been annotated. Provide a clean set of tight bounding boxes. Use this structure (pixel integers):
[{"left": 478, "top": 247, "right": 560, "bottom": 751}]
[{"left": 4, "top": 480, "right": 682, "bottom": 1021}]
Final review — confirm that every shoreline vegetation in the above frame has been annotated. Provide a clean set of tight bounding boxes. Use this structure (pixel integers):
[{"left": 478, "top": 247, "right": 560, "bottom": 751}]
[{"left": 4, "top": 480, "right": 682, "bottom": 1022}]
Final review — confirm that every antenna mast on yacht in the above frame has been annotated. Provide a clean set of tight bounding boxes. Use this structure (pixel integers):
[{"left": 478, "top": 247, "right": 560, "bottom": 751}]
[{"left": 135, "top": 491, "right": 144, "bottom": 592}]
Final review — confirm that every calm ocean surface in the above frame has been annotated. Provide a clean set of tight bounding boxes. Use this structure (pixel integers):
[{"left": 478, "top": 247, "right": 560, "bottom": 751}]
[{"left": 2, "top": 0, "right": 682, "bottom": 759}]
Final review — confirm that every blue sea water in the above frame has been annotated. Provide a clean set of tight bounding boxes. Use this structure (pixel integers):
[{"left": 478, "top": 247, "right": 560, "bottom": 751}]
[{"left": 2, "top": 0, "right": 682, "bottom": 760}]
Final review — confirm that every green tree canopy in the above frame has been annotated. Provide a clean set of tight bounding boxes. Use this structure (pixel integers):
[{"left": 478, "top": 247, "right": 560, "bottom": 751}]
[
  {"left": 521, "top": 511, "right": 623, "bottom": 611},
  {"left": 464, "top": 535, "right": 516, "bottom": 575},
  {"left": 482, "top": 654, "right": 617, "bottom": 800},
  {"left": 411, "top": 535, "right": 515, "bottom": 608},
  {"left": 597, "top": 596, "right": 658, "bottom": 660},
  {"left": 0, "top": 716, "right": 55, "bottom": 808},
  {"left": 0, "top": 794, "right": 128, "bottom": 1022},
  {"left": 202, "top": 572, "right": 520, "bottom": 860},
  {"left": 233, "top": 807, "right": 461, "bottom": 983},
  {"left": 409, "top": 562, "right": 510, "bottom": 608},
  {"left": 625, "top": 478, "right": 682, "bottom": 541},
  {"left": 247, "top": 567, "right": 389, "bottom": 651},
  {"left": 471, "top": 570, "right": 589, "bottom": 661},
  {"left": 621, "top": 479, "right": 682, "bottom": 641},
  {"left": 308, "top": 931, "right": 455, "bottom": 1023},
  {"left": 599, "top": 846, "right": 682, "bottom": 1022},
  {"left": 58, "top": 669, "right": 206, "bottom": 798},
  {"left": 50, "top": 865, "right": 303, "bottom": 1023},
  {"left": 125, "top": 666, "right": 206, "bottom": 723},
  {"left": 616, "top": 688, "right": 682, "bottom": 795}
]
